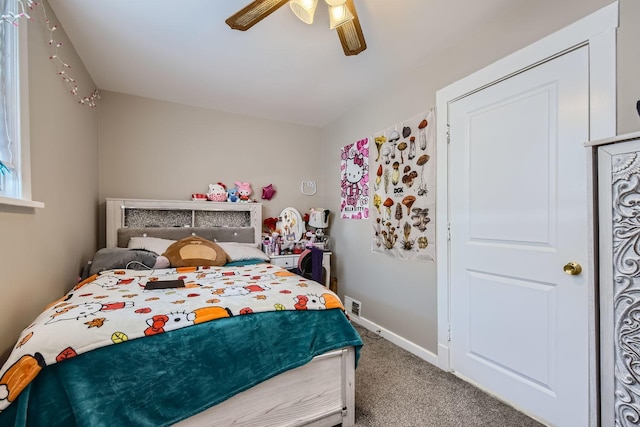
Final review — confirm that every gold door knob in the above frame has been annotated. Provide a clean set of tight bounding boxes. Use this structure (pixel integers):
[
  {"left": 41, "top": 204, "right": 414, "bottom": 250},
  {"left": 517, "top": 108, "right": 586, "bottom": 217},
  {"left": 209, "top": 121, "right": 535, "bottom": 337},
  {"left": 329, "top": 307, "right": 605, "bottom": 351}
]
[{"left": 563, "top": 262, "right": 582, "bottom": 276}]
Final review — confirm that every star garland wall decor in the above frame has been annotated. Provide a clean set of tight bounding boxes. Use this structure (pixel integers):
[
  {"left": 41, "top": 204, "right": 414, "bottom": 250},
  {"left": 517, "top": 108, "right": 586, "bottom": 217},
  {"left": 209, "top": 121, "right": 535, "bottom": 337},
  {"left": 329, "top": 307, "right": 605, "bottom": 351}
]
[{"left": 2, "top": 1, "right": 100, "bottom": 107}]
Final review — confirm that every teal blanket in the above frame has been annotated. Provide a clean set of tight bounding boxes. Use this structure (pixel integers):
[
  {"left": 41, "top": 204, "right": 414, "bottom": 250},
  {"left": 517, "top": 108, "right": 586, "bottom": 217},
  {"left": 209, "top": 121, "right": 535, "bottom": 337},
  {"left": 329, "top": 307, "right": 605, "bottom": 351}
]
[{"left": 0, "top": 309, "right": 362, "bottom": 427}]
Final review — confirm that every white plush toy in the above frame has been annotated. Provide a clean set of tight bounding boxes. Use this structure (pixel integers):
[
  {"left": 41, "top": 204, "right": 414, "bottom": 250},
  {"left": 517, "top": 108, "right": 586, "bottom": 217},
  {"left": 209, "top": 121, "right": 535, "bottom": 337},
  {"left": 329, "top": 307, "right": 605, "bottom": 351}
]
[
  {"left": 154, "top": 255, "right": 170, "bottom": 269},
  {"left": 207, "top": 182, "right": 227, "bottom": 202}
]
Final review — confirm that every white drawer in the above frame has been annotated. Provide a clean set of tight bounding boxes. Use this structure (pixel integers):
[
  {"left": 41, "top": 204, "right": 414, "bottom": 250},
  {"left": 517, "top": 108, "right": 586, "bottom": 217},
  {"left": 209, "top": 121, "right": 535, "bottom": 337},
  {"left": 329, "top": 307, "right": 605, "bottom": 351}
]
[{"left": 271, "top": 256, "right": 298, "bottom": 268}]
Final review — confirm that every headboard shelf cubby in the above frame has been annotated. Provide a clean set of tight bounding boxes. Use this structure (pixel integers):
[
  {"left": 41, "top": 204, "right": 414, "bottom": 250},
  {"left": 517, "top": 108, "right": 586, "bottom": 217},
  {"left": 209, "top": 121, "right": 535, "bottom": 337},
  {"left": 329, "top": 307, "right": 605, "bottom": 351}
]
[{"left": 106, "top": 198, "right": 262, "bottom": 248}]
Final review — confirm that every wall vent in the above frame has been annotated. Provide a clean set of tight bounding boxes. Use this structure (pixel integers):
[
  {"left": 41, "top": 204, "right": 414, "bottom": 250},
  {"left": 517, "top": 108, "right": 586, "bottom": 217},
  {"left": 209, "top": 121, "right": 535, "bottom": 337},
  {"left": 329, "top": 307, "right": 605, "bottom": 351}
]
[{"left": 344, "top": 296, "right": 361, "bottom": 318}]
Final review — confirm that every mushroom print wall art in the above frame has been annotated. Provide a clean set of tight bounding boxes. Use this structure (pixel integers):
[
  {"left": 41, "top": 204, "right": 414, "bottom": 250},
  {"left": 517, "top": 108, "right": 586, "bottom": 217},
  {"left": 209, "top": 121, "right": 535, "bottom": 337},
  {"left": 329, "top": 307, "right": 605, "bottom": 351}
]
[
  {"left": 340, "top": 138, "right": 370, "bottom": 219},
  {"left": 371, "top": 109, "right": 436, "bottom": 262}
]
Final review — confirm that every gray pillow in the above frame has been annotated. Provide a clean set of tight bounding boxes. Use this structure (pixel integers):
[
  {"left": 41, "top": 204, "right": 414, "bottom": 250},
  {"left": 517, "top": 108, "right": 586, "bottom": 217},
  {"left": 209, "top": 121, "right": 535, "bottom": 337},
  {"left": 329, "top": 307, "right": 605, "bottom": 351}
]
[{"left": 88, "top": 248, "right": 158, "bottom": 276}]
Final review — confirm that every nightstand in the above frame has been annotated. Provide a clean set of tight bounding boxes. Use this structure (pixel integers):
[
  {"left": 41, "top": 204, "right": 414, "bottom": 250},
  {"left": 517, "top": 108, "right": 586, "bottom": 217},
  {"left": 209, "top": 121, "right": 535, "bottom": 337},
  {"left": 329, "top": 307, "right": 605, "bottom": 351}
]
[{"left": 269, "top": 251, "right": 332, "bottom": 288}]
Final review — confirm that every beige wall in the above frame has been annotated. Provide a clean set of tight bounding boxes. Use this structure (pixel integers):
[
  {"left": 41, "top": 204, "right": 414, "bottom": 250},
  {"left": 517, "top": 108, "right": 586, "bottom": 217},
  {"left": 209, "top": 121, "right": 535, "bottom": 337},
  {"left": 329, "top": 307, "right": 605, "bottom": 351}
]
[
  {"left": 0, "top": 3, "right": 98, "bottom": 352},
  {"left": 97, "top": 91, "right": 325, "bottom": 246},
  {"left": 617, "top": 0, "right": 640, "bottom": 134},
  {"left": 321, "top": 0, "right": 613, "bottom": 353}
]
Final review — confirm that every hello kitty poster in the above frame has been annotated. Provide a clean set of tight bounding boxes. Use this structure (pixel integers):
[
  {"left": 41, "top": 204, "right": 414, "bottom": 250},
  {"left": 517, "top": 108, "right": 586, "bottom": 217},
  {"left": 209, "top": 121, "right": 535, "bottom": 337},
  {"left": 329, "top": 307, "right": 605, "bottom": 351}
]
[{"left": 340, "top": 138, "right": 369, "bottom": 219}]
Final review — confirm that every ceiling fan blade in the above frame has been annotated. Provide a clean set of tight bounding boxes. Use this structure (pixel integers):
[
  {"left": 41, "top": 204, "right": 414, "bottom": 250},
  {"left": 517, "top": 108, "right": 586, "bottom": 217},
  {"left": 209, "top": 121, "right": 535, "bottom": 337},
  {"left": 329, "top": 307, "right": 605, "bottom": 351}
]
[
  {"left": 335, "top": 0, "right": 367, "bottom": 56},
  {"left": 226, "top": 0, "right": 290, "bottom": 31}
]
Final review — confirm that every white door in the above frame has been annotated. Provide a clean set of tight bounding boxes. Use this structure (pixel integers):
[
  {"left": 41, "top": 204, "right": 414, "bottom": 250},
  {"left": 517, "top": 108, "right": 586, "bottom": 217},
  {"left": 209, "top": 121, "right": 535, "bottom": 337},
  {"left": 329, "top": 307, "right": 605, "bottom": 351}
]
[{"left": 448, "top": 46, "right": 589, "bottom": 426}]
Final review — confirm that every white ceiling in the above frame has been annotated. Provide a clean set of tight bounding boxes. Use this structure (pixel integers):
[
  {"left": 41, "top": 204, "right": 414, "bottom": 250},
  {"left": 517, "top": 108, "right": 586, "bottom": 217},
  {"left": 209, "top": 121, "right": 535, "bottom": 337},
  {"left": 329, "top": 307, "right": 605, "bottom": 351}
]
[{"left": 47, "top": 0, "right": 523, "bottom": 127}]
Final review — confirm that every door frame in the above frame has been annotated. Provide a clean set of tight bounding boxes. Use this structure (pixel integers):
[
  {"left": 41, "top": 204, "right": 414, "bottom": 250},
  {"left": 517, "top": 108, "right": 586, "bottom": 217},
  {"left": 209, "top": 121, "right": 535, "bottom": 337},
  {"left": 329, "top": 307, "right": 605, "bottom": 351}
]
[{"left": 434, "top": 2, "right": 618, "bottom": 424}]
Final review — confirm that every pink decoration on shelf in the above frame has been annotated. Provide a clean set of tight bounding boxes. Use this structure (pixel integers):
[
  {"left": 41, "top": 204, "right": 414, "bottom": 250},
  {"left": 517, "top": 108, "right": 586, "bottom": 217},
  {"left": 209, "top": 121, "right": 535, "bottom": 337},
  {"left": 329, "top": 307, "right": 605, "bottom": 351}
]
[
  {"left": 235, "top": 182, "right": 252, "bottom": 202},
  {"left": 261, "top": 184, "right": 276, "bottom": 200}
]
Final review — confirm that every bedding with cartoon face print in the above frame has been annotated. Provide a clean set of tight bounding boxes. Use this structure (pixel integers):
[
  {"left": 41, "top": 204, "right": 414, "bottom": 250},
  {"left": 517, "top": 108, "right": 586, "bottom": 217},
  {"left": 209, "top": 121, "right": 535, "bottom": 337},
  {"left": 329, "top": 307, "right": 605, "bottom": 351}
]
[{"left": 0, "top": 263, "right": 344, "bottom": 414}]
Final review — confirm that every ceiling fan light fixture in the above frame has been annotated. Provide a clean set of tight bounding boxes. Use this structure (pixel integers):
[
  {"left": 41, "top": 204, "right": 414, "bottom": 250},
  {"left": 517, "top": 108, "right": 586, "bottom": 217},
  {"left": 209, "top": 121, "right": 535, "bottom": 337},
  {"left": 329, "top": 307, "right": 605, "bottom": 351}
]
[
  {"left": 226, "top": 0, "right": 366, "bottom": 56},
  {"left": 289, "top": 0, "right": 319, "bottom": 24},
  {"left": 328, "top": 3, "right": 353, "bottom": 30}
]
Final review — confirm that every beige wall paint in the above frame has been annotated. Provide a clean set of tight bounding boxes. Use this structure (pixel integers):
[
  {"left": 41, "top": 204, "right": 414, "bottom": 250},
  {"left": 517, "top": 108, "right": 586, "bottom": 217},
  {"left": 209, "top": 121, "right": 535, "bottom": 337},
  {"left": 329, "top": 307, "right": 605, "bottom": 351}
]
[
  {"left": 617, "top": 0, "right": 640, "bottom": 134},
  {"left": 97, "top": 91, "right": 324, "bottom": 247},
  {"left": 321, "top": 0, "right": 613, "bottom": 353},
  {"left": 0, "top": 2, "right": 98, "bottom": 352}
]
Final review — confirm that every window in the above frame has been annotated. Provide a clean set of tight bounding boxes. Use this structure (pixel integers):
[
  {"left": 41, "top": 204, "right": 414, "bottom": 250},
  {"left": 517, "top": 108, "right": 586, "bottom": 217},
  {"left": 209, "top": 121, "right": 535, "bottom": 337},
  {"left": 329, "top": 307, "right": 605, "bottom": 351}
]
[
  {"left": 0, "top": 0, "right": 41, "bottom": 208},
  {"left": 0, "top": 0, "right": 20, "bottom": 198}
]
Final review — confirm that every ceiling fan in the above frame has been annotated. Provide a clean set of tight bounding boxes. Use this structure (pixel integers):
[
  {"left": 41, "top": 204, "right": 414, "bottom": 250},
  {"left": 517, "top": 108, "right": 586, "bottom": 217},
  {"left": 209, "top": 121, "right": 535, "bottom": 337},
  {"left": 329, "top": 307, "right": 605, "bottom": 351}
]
[{"left": 226, "top": 0, "right": 366, "bottom": 56}]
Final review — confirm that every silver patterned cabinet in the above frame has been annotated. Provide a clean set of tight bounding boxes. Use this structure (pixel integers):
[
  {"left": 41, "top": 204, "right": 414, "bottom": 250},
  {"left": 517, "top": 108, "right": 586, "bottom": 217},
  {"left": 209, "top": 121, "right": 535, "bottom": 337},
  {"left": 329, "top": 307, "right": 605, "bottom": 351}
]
[{"left": 588, "top": 131, "right": 640, "bottom": 427}]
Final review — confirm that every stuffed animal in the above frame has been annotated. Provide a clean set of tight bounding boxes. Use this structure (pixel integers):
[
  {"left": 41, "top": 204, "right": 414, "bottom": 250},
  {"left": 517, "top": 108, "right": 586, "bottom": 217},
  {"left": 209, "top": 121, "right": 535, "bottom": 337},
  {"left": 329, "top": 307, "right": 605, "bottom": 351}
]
[
  {"left": 163, "top": 236, "right": 227, "bottom": 267},
  {"left": 154, "top": 255, "right": 170, "bottom": 269},
  {"left": 227, "top": 187, "right": 239, "bottom": 203},
  {"left": 235, "top": 181, "right": 252, "bottom": 202},
  {"left": 207, "top": 182, "right": 227, "bottom": 202},
  {"left": 86, "top": 249, "right": 170, "bottom": 278}
]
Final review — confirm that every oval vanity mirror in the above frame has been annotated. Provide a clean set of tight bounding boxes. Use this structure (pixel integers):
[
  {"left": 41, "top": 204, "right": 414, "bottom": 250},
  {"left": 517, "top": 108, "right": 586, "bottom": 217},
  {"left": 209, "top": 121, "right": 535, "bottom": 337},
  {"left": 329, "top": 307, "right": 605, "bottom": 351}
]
[{"left": 279, "top": 207, "right": 304, "bottom": 243}]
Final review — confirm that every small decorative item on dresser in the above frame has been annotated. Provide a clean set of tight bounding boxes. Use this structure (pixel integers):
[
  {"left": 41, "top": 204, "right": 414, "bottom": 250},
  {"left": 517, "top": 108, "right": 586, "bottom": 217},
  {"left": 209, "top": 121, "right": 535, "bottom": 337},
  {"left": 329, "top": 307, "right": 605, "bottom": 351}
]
[
  {"left": 191, "top": 193, "right": 207, "bottom": 201},
  {"left": 226, "top": 186, "right": 239, "bottom": 202},
  {"left": 263, "top": 217, "right": 278, "bottom": 234},
  {"left": 235, "top": 181, "right": 252, "bottom": 202},
  {"left": 207, "top": 182, "right": 228, "bottom": 202}
]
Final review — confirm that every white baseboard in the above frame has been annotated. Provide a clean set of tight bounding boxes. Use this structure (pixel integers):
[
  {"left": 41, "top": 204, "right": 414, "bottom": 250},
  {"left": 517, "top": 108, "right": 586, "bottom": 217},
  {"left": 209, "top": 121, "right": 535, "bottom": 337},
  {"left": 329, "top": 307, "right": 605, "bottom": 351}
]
[
  {"left": 437, "top": 343, "right": 450, "bottom": 371},
  {"left": 351, "top": 316, "right": 439, "bottom": 367}
]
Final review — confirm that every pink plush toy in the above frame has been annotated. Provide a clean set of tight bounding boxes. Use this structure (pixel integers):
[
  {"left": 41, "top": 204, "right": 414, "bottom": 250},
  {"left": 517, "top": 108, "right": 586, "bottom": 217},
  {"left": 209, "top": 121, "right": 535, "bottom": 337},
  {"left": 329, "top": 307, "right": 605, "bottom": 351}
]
[{"left": 235, "top": 181, "right": 252, "bottom": 202}]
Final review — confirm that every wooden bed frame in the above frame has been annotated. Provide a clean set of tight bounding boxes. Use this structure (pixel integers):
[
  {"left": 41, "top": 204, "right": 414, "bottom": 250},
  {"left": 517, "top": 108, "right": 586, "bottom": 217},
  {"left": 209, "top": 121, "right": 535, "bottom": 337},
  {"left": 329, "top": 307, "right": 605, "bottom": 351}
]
[{"left": 105, "top": 198, "right": 356, "bottom": 427}]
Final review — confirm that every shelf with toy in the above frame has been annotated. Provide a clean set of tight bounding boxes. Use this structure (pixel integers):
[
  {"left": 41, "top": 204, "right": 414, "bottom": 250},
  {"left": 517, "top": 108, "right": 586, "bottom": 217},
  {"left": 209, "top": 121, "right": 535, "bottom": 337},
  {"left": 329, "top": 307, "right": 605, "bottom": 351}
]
[{"left": 204, "top": 181, "right": 257, "bottom": 203}]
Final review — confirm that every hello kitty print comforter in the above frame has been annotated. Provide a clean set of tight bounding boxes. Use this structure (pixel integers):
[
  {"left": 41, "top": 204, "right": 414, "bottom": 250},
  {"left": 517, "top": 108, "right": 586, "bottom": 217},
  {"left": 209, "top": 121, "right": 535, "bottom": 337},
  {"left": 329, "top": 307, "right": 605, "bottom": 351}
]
[{"left": 0, "top": 263, "right": 343, "bottom": 413}]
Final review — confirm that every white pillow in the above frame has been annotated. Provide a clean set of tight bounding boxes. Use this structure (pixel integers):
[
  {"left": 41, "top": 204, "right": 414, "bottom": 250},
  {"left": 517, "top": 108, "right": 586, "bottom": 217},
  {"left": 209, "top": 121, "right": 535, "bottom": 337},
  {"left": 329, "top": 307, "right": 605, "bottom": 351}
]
[
  {"left": 217, "top": 242, "right": 270, "bottom": 262},
  {"left": 127, "top": 236, "right": 176, "bottom": 255}
]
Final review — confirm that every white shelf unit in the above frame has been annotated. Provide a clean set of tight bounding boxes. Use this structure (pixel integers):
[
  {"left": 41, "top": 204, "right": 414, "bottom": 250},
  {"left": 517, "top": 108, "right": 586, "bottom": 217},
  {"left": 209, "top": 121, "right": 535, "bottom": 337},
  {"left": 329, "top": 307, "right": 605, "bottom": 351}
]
[{"left": 106, "top": 198, "right": 262, "bottom": 248}]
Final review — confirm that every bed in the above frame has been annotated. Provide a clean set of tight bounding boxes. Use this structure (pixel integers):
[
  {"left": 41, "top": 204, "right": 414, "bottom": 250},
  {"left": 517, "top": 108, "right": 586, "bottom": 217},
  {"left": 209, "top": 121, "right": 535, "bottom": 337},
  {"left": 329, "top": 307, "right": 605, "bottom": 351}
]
[{"left": 0, "top": 198, "right": 362, "bottom": 426}]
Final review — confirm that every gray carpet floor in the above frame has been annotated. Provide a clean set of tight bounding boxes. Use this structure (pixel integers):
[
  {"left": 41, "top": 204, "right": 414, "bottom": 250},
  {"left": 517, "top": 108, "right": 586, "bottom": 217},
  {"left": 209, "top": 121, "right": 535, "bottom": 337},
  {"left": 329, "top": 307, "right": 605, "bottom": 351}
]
[{"left": 352, "top": 325, "right": 545, "bottom": 427}]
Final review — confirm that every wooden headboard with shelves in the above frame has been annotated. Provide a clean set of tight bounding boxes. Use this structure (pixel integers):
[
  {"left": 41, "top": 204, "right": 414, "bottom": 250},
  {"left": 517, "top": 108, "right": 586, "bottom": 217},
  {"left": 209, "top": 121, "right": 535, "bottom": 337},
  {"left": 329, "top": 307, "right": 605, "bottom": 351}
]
[{"left": 105, "top": 198, "right": 263, "bottom": 248}]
